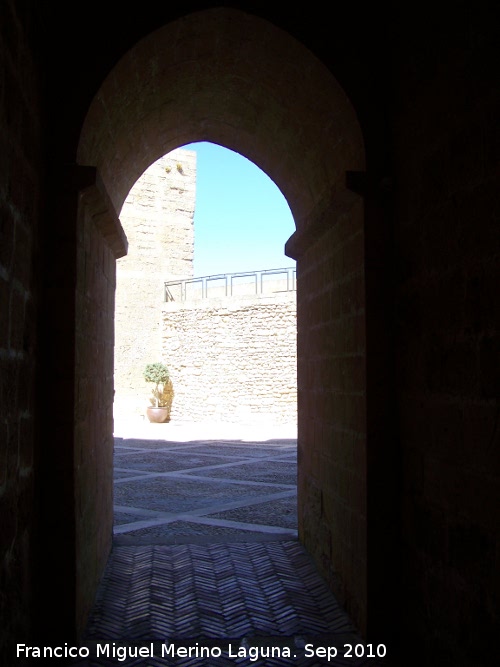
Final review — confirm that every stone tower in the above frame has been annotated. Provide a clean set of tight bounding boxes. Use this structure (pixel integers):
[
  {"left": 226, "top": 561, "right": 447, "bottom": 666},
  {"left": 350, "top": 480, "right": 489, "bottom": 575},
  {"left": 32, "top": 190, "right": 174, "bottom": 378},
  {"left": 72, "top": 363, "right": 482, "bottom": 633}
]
[{"left": 114, "top": 148, "right": 196, "bottom": 420}]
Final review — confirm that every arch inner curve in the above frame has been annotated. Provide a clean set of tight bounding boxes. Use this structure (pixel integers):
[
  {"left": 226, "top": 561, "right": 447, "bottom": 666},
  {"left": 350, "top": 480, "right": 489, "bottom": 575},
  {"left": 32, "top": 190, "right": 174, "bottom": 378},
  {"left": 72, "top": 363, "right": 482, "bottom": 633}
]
[
  {"left": 77, "top": 7, "right": 364, "bottom": 227},
  {"left": 75, "top": 5, "right": 368, "bottom": 636}
]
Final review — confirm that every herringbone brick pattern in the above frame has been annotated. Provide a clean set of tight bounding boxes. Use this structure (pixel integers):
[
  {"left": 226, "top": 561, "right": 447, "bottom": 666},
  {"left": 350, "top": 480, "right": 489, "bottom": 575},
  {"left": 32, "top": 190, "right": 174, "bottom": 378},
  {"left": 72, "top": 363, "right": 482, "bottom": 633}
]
[
  {"left": 66, "top": 433, "right": 386, "bottom": 666},
  {"left": 86, "top": 542, "right": 354, "bottom": 639},
  {"left": 75, "top": 542, "right": 383, "bottom": 666}
]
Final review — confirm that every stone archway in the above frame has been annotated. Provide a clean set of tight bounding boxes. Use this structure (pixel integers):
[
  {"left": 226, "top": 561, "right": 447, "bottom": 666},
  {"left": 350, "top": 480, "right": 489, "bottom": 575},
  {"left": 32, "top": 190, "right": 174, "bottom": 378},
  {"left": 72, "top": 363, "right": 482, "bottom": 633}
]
[{"left": 74, "top": 6, "right": 367, "bottom": 637}]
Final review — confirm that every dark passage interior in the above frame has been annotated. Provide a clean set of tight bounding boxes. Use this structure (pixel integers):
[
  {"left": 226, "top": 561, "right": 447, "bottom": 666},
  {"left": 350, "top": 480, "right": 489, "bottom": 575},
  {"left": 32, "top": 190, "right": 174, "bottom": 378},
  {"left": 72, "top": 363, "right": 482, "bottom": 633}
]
[{"left": 1, "top": 3, "right": 498, "bottom": 666}]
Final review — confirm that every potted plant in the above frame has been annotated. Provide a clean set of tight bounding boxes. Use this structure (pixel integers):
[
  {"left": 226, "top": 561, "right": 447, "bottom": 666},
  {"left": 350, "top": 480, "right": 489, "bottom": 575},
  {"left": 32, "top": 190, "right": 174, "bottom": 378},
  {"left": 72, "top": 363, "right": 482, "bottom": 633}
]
[{"left": 143, "top": 362, "right": 173, "bottom": 423}]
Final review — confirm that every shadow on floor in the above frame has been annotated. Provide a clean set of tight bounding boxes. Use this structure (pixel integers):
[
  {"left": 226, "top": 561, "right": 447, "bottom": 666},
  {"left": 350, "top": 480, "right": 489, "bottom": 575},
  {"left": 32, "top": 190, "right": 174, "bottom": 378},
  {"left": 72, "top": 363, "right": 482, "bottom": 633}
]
[{"left": 65, "top": 437, "right": 386, "bottom": 666}]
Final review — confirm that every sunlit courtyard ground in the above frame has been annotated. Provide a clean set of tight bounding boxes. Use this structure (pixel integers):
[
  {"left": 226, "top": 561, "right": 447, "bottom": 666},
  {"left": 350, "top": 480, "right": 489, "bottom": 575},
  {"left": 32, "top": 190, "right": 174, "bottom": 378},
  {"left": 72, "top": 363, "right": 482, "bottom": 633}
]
[{"left": 112, "top": 417, "right": 298, "bottom": 545}]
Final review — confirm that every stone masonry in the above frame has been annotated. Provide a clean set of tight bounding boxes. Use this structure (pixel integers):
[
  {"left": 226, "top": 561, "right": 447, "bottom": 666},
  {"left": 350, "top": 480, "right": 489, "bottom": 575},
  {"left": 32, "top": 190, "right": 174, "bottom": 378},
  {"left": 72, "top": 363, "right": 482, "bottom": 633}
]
[
  {"left": 162, "top": 290, "right": 297, "bottom": 424},
  {"left": 114, "top": 148, "right": 196, "bottom": 420}
]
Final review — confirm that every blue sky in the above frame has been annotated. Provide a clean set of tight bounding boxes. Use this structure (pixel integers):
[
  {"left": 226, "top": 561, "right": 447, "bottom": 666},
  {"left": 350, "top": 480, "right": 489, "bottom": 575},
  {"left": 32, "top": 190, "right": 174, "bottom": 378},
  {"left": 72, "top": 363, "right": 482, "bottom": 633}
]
[{"left": 181, "top": 142, "right": 296, "bottom": 278}]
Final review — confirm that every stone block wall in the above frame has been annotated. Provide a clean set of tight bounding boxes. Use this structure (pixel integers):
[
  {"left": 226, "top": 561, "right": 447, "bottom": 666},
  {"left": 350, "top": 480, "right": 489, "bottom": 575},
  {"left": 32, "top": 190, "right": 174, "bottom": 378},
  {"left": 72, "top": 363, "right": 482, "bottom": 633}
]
[
  {"left": 393, "top": 12, "right": 500, "bottom": 664},
  {"left": 161, "top": 291, "right": 297, "bottom": 424},
  {"left": 294, "top": 195, "right": 367, "bottom": 632},
  {"left": 0, "top": 1, "right": 42, "bottom": 655},
  {"left": 114, "top": 149, "right": 196, "bottom": 419},
  {"left": 74, "top": 180, "right": 122, "bottom": 636},
  {"left": 28, "top": 166, "right": 127, "bottom": 644}
]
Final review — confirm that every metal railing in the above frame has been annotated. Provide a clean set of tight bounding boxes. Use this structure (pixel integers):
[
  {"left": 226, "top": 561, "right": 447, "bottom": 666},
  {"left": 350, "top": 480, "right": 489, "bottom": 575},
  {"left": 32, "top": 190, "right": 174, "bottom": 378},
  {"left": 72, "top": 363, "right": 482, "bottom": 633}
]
[{"left": 165, "top": 266, "right": 296, "bottom": 302}]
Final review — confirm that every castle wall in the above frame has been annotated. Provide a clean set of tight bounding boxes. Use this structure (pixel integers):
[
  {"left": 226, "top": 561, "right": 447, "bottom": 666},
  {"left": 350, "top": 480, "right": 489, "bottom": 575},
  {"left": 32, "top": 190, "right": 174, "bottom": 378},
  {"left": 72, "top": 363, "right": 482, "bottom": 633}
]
[
  {"left": 161, "top": 290, "right": 297, "bottom": 425},
  {"left": 114, "top": 149, "right": 196, "bottom": 420}
]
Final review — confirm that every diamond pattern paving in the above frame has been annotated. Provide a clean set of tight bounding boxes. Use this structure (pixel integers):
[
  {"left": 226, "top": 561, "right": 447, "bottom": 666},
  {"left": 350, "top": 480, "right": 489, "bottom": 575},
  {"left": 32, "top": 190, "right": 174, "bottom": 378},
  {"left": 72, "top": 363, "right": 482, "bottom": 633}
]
[
  {"left": 65, "top": 432, "right": 386, "bottom": 666},
  {"left": 113, "top": 436, "right": 297, "bottom": 542},
  {"left": 115, "top": 476, "right": 279, "bottom": 513}
]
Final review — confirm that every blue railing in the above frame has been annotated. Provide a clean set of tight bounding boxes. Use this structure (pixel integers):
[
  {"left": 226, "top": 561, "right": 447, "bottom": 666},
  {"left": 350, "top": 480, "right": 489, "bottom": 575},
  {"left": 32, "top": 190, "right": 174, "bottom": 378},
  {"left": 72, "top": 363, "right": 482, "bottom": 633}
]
[{"left": 165, "top": 267, "right": 296, "bottom": 302}]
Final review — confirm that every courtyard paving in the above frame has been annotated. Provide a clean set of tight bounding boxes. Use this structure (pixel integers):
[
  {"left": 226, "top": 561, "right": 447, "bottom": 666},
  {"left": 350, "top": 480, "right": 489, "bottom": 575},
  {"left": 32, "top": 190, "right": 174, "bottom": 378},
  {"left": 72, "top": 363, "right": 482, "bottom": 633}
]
[
  {"left": 68, "top": 420, "right": 386, "bottom": 666},
  {"left": 113, "top": 420, "right": 298, "bottom": 545}
]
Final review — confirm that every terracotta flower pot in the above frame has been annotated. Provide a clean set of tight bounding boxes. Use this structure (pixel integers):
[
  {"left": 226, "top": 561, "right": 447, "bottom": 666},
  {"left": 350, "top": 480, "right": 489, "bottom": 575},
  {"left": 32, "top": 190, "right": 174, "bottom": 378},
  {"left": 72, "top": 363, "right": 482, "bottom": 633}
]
[{"left": 146, "top": 407, "right": 170, "bottom": 423}]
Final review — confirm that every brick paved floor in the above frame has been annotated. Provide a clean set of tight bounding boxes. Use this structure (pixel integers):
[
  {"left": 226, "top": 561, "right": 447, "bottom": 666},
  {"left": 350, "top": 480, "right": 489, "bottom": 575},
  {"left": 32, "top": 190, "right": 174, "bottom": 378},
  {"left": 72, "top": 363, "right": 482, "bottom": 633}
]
[{"left": 67, "top": 423, "right": 386, "bottom": 666}]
